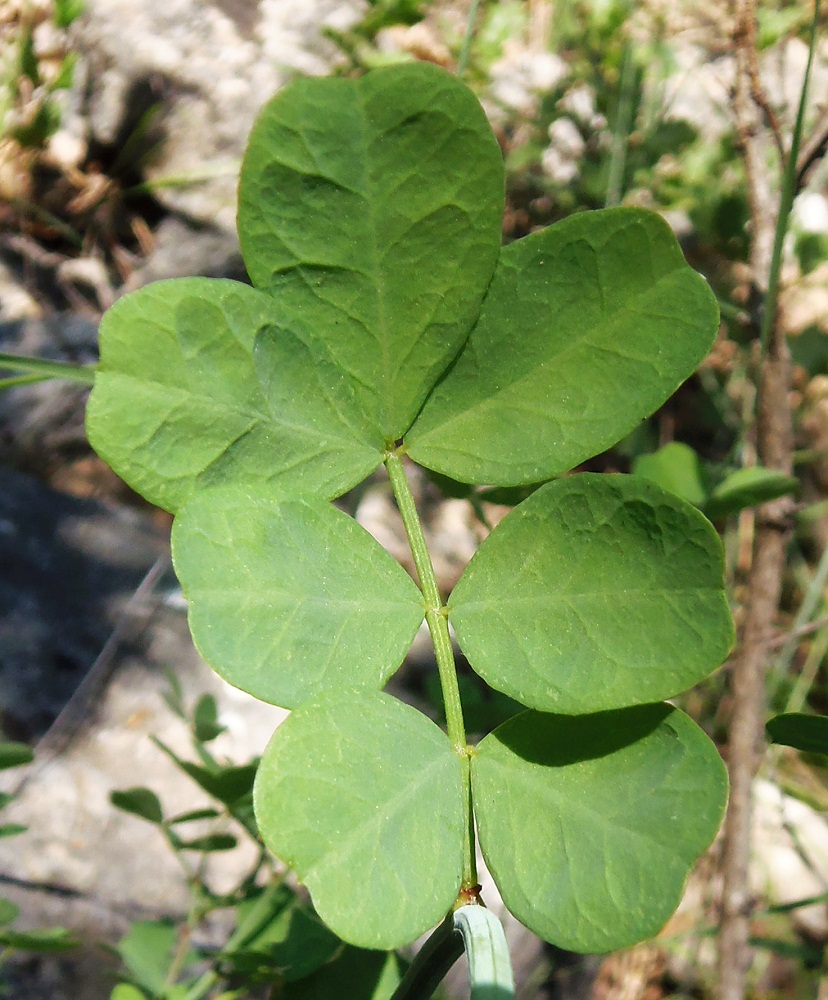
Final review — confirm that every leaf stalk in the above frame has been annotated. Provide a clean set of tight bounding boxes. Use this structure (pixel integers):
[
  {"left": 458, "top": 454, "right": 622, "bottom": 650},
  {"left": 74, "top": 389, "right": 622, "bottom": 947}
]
[
  {"left": 385, "top": 449, "right": 477, "bottom": 887},
  {"left": 453, "top": 903, "right": 515, "bottom": 1000}
]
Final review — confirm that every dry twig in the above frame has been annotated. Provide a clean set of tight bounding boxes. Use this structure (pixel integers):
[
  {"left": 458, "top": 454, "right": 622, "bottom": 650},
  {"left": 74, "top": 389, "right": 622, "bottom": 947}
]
[{"left": 718, "top": 2, "right": 800, "bottom": 997}]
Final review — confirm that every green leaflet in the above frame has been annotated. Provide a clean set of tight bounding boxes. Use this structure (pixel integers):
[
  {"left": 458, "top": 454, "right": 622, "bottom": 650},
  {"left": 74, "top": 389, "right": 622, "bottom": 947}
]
[
  {"left": 87, "top": 278, "right": 383, "bottom": 514},
  {"left": 472, "top": 704, "right": 728, "bottom": 953},
  {"left": 172, "top": 486, "right": 425, "bottom": 708},
  {"left": 238, "top": 62, "right": 505, "bottom": 440},
  {"left": 253, "top": 690, "right": 464, "bottom": 950},
  {"left": 406, "top": 208, "right": 718, "bottom": 484},
  {"left": 633, "top": 444, "right": 799, "bottom": 517},
  {"left": 766, "top": 713, "right": 828, "bottom": 756},
  {"left": 283, "top": 947, "right": 405, "bottom": 1000},
  {"left": 450, "top": 474, "right": 733, "bottom": 713},
  {"left": 704, "top": 466, "right": 799, "bottom": 518},
  {"left": 632, "top": 442, "right": 708, "bottom": 507}
]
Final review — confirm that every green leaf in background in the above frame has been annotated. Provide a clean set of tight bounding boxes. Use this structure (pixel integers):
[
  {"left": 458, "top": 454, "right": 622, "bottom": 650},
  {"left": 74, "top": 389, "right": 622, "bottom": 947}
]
[
  {"left": 766, "top": 713, "right": 828, "bottom": 755},
  {"left": 283, "top": 946, "right": 405, "bottom": 1000},
  {"left": 472, "top": 704, "right": 728, "bottom": 952},
  {"left": 152, "top": 739, "right": 257, "bottom": 807},
  {"left": 115, "top": 921, "right": 189, "bottom": 996},
  {"left": 87, "top": 278, "right": 383, "bottom": 514},
  {"left": 632, "top": 441, "right": 707, "bottom": 507},
  {"left": 110, "top": 788, "right": 164, "bottom": 825},
  {"left": 228, "top": 901, "right": 340, "bottom": 982},
  {"left": 704, "top": 466, "right": 799, "bottom": 519},
  {"left": 238, "top": 62, "right": 504, "bottom": 440},
  {"left": 192, "top": 694, "right": 225, "bottom": 743},
  {"left": 254, "top": 690, "right": 464, "bottom": 949},
  {"left": 0, "top": 741, "right": 34, "bottom": 769},
  {"left": 110, "top": 985, "right": 146, "bottom": 1000},
  {"left": 406, "top": 208, "right": 719, "bottom": 484},
  {"left": 167, "top": 807, "right": 221, "bottom": 825},
  {"left": 178, "top": 833, "right": 237, "bottom": 852},
  {"left": 450, "top": 475, "right": 733, "bottom": 714},
  {"left": 54, "top": 0, "right": 86, "bottom": 27},
  {"left": 0, "top": 896, "right": 19, "bottom": 926},
  {"left": 0, "top": 824, "right": 27, "bottom": 838},
  {"left": 172, "top": 486, "right": 424, "bottom": 708},
  {"left": 0, "top": 927, "right": 76, "bottom": 952}
]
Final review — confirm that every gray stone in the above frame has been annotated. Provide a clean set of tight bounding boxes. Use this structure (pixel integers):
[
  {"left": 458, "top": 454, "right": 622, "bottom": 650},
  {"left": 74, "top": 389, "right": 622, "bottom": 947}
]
[
  {"left": 0, "top": 468, "right": 167, "bottom": 738},
  {"left": 0, "top": 467, "right": 287, "bottom": 998},
  {"left": 71, "top": 0, "right": 366, "bottom": 233}
]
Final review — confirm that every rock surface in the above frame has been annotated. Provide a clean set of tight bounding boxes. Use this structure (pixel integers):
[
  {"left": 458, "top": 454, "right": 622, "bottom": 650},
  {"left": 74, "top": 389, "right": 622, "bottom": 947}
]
[
  {"left": 0, "top": 469, "right": 287, "bottom": 999},
  {"left": 71, "top": 0, "right": 366, "bottom": 233}
]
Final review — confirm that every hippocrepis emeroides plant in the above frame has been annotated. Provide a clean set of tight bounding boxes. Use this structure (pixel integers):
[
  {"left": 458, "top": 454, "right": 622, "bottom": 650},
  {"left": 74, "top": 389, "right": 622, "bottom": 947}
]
[{"left": 85, "top": 62, "right": 733, "bottom": 961}]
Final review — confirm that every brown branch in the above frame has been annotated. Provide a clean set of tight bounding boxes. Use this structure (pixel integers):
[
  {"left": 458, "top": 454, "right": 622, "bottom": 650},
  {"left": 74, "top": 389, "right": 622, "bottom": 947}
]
[
  {"left": 768, "top": 614, "right": 828, "bottom": 649},
  {"left": 744, "top": 16, "right": 786, "bottom": 159},
  {"left": 718, "top": 1, "right": 796, "bottom": 998}
]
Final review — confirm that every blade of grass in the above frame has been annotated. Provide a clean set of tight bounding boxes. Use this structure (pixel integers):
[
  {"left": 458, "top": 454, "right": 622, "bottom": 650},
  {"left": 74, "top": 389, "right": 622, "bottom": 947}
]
[
  {"left": 457, "top": 0, "right": 483, "bottom": 78},
  {"left": 770, "top": 541, "right": 828, "bottom": 703},
  {"left": 0, "top": 353, "right": 96, "bottom": 385},
  {"left": 0, "top": 373, "right": 52, "bottom": 389},
  {"left": 758, "top": 0, "right": 820, "bottom": 356},
  {"left": 605, "top": 40, "right": 637, "bottom": 208}
]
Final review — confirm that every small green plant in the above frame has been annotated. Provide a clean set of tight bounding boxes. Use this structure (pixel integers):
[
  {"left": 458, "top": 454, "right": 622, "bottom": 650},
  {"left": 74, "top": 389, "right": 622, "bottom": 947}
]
[
  {"left": 84, "top": 63, "right": 733, "bottom": 988},
  {"left": 108, "top": 684, "right": 405, "bottom": 999},
  {"left": 0, "top": 0, "right": 84, "bottom": 149}
]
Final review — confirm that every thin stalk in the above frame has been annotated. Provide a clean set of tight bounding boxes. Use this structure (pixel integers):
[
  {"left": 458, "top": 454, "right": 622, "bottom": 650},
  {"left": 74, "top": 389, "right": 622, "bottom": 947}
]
[
  {"left": 605, "top": 40, "right": 636, "bottom": 208},
  {"left": 385, "top": 451, "right": 467, "bottom": 752},
  {"left": 385, "top": 449, "right": 477, "bottom": 888},
  {"left": 0, "top": 373, "right": 48, "bottom": 389},
  {"left": 457, "top": 0, "right": 483, "bottom": 79},
  {"left": 180, "top": 968, "right": 219, "bottom": 1000},
  {"left": 770, "top": 540, "right": 828, "bottom": 699},
  {"left": 124, "top": 163, "right": 240, "bottom": 197},
  {"left": 390, "top": 915, "right": 464, "bottom": 1000},
  {"left": 786, "top": 625, "right": 828, "bottom": 715},
  {"left": 757, "top": 0, "right": 819, "bottom": 356},
  {"left": 0, "top": 352, "right": 96, "bottom": 384}
]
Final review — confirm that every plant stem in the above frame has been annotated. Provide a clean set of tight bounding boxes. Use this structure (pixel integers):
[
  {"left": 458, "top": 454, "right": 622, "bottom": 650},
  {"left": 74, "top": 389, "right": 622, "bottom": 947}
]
[
  {"left": 0, "top": 352, "right": 97, "bottom": 385},
  {"left": 385, "top": 451, "right": 467, "bottom": 752},
  {"left": 757, "top": 0, "right": 819, "bottom": 357},
  {"left": 390, "top": 915, "right": 464, "bottom": 1000},
  {"left": 771, "top": 540, "right": 828, "bottom": 699},
  {"left": 605, "top": 40, "right": 636, "bottom": 208},
  {"left": 718, "top": 2, "right": 819, "bottom": 995},
  {"left": 453, "top": 904, "right": 515, "bottom": 999},
  {"left": 385, "top": 449, "right": 477, "bottom": 888},
  {"left": 457, "top": 0, "right": 482, "bottom": 78}
]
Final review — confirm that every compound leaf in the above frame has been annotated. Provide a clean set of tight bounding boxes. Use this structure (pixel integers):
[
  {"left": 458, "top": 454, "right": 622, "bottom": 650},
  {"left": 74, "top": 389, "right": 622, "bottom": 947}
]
[
  {"left": 87, "top": 278, "right": 383, "bottom": 513},
  {"left": 472, "top": 704, "right": 727, "bottom": 952},
  {"left": 450, "top": 475, "right": 733, "bottom": 714},
  {"left": 254, "top": 690, "right": 464, "bottom": 950},
  {"left": 172, "top": 486, "right": 424, "bottom": 708},
  {"left": 238, "top": 62, "right": 504, "bottom": 440},
  {"left": 407, "top": 208, "right": 718, "bottom": 483}
]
